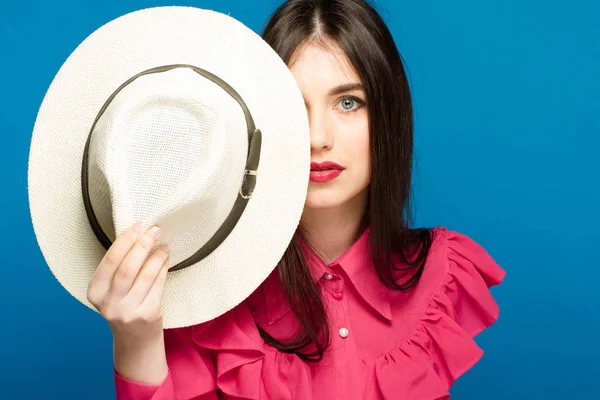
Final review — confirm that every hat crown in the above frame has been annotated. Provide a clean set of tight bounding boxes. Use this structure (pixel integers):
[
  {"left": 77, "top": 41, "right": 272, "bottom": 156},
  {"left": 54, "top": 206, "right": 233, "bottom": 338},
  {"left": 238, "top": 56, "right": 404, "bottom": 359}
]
[
  {"left": 28, "top": 6, "right": 311, "bottom": 328},
  {"left": 87, "top": 67, "right": 248, "bottom": 262}
]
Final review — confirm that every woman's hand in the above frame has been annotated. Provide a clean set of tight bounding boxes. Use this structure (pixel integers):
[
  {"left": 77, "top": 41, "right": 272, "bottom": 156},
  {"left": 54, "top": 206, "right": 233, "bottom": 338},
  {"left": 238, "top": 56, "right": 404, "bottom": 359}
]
[{"left": 87, "top": 221, "right": 170, "bottom": 344}]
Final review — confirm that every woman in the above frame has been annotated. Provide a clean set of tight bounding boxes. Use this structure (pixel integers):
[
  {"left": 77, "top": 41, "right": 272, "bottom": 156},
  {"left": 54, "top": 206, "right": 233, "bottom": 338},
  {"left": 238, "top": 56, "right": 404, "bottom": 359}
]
[{"left": 97, "top": 0, "right": 505, "bottom": 398}]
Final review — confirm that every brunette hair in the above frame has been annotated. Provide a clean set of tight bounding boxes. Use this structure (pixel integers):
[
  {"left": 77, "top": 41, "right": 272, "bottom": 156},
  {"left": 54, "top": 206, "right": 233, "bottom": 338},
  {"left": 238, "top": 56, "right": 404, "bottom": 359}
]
[{"left": 259, "top": 0, "right": 434, "bottom": 361}]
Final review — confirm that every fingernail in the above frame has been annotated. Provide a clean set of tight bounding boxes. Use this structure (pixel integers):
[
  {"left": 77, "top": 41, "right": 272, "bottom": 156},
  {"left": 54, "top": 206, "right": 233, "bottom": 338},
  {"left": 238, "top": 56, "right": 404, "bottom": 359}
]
[
  {"left": 159, "top": 244, "right": 170, "bottom": 254},
  {"left": 149, "top": 225, "right": 161, "bottom": 239},
  {"left": 132, "top": 221, "right": 143, "bottom": 233}
]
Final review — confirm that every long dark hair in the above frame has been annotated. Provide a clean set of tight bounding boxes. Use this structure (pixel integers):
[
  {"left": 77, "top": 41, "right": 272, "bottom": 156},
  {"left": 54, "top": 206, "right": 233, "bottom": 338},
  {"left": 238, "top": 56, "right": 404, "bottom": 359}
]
[{"left": 258, "top": 0, "right": 434, "bottom": 361}]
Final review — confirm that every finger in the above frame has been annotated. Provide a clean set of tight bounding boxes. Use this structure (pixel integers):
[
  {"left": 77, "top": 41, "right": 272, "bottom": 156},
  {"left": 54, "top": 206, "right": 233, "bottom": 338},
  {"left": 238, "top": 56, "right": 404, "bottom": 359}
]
[
  {"left": 137, "top": 255, "right": 170, "bottom": 316},
  {"left": 124, "top": 245, "right": 170, "bottom": 307},
  {"left": 88, "top": 221, "right": 142, "bottom": 295},
  {"left": 109, "top": 225, "right": 162, "bottom": 298}
]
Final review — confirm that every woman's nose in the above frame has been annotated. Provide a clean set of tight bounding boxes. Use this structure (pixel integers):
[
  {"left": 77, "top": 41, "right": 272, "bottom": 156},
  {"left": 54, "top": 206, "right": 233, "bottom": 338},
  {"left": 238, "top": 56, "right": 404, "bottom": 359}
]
[{"left": 309, "top": 112, "right": 333, "bottom": 151}]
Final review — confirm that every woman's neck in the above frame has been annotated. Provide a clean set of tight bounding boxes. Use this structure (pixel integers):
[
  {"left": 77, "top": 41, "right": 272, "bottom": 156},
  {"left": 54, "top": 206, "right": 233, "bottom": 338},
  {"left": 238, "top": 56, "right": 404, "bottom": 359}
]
[{"left": 300, "top": 190, "right": 368, "bottom": 264}]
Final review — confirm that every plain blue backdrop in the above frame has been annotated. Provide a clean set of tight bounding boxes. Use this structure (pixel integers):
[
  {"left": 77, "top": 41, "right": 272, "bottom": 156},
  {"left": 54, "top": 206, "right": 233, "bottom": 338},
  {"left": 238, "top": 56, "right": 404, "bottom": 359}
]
[{"left": 1, "top": 0, "right": 598, "bottom": 398}]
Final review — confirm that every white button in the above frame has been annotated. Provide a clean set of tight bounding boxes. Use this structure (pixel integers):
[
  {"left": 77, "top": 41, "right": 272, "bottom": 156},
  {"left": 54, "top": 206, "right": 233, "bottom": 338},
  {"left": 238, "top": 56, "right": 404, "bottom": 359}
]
[
  {"left": 324, "top": 273, "right": 333, "bottom": 280},
  {"left": 339, "top": 327, "right": 349, "bottom": 338}
]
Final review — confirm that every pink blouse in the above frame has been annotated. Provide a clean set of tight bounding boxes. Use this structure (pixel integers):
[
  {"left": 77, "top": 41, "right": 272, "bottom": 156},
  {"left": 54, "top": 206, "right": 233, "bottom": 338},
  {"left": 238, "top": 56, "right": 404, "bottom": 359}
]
[{"left": 114, "top": 227, "right": 505, "bottom": 399}]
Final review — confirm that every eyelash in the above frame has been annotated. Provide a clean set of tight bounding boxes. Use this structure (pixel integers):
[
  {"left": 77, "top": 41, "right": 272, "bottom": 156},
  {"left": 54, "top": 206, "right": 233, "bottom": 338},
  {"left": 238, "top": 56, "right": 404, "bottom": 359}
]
[{"left": 336, "top": 95, "right": 366, "bottom": 113}]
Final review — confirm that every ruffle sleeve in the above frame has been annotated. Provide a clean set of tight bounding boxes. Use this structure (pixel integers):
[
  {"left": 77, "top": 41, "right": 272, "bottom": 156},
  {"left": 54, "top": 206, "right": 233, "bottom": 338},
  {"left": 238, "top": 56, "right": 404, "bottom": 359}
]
[
  {"left": 190, "top": 303, "right": 315, "bottom": 400},
  {"left": 115, "top": 301, "right": 312, "bottom": 400},
  {"left": 375, "top": 228, "right": 506, "bottom": 399},
  {"left": 190, "top": 305, "right": 265, "bottom": 399}
]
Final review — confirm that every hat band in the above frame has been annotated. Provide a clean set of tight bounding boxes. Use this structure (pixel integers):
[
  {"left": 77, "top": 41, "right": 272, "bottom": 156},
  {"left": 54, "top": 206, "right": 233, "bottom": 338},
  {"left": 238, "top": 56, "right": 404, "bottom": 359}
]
[{"left": 81, "top": 64, "right": 262, "bottom": 272}]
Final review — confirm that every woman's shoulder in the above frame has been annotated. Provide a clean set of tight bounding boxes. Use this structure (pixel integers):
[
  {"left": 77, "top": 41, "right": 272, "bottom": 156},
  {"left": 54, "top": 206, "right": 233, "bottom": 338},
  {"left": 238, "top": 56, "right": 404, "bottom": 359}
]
[
  {"left": 396, "top": 226, "right": 506, "bottom": 332},
  {"left": 393, "top": 226, "right": 505, "bottom": 304},
  {"left": 423, "top": 226, "right": 506, "bottom": 291},
  {"left": 385, "top": 226, "right": 506, "bottom": 389}
]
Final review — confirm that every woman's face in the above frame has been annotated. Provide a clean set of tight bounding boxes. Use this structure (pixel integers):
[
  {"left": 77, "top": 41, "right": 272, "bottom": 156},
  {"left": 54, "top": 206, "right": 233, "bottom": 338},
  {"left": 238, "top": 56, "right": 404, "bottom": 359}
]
[{"left": 289, "top": 40, "right": 370, "bottom": 211}]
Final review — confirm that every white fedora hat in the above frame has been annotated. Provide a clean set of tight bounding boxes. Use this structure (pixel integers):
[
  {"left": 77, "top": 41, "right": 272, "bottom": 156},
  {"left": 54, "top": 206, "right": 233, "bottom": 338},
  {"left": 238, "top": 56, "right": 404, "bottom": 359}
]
[{"left": 27, "top": 6, "right": 310, "bottom": 329}]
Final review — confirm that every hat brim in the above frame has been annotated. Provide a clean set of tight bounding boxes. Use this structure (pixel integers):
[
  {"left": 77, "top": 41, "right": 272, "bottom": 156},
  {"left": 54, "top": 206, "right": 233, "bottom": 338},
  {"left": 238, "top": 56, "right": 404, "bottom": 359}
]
[{"left": 27, "top": 6, "right": 310, "bottom": 328}]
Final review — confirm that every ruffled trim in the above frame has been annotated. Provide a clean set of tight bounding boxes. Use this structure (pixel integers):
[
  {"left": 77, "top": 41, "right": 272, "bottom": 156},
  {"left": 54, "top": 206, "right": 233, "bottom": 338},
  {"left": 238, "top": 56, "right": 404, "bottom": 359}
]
[
  {"left": 190, "top": 304, "right": 315, "bottom": 400},
  {"left": 188, "top": 229, "right": 505, "bottom": 400},
  {"left": 190, "top": 305, "right": 265, "bottom": 400},
  {"left": 375, "top": 228, "right": 505, "bottom": 399}
]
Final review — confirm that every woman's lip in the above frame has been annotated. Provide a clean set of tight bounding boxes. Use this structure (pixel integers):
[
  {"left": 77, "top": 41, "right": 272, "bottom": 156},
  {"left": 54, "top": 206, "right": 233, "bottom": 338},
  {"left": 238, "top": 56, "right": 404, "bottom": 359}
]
[
  {"left": 309, "top": 169, "right": 343, "bottom": 183},
  {"left": 310, "top": 161, "right": 344, "bottom": 171}
]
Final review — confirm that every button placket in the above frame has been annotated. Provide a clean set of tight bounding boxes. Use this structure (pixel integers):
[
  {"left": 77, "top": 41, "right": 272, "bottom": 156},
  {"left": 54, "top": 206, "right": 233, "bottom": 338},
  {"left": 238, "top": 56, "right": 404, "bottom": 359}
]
[{"left": 322, "top": 272, "right": 344, "bottom": 300}]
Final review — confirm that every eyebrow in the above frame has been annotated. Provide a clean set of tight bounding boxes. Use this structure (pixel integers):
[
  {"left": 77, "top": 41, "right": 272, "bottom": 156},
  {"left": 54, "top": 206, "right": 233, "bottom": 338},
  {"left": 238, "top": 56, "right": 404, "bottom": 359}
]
[{"left": 327, "top": 83, "right": 364, "bottom": 96}]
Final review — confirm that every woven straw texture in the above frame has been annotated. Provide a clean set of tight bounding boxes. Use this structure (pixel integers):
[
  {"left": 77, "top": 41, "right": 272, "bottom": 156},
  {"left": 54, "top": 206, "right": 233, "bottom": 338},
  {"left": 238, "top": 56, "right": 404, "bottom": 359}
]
[{"left": 28, "top": 6, "right": 310, "bottom": 328}]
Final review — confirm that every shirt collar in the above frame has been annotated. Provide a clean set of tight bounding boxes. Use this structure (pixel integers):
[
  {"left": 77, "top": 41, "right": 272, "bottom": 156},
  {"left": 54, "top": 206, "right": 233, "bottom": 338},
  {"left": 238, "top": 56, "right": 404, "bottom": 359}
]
[{"left": 258, "top": 227, "right": 392, "bottom": 325}]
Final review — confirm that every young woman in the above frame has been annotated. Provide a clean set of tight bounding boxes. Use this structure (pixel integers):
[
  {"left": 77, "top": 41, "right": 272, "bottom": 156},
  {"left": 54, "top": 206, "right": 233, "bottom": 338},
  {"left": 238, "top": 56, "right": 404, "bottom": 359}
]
[{"left": 96, "top": 0, "right": 505, "bottom": 398}]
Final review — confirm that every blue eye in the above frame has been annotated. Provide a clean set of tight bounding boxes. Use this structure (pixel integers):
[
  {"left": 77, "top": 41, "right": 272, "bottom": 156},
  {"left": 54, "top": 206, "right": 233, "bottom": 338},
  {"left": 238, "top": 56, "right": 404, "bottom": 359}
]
[
  {"left": 340, "top": 98, "right": 356, "bottom": 110},
  {"left": 336, "top": 96, "right": 364, "bottom": 112}
]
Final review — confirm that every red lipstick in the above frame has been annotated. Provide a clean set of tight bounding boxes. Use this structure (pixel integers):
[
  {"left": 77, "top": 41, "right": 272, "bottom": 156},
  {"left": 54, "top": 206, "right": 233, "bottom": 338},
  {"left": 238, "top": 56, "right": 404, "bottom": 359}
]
[{"left": 310, "top": 161, "right": 344, "bottom": 183}]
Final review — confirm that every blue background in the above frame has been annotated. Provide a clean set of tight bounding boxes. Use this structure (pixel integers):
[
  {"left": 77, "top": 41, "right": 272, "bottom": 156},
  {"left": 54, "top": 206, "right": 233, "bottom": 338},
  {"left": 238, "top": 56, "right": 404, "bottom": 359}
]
[{"left": 1, "top": 0, "right": 598, "bottom": 398}]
